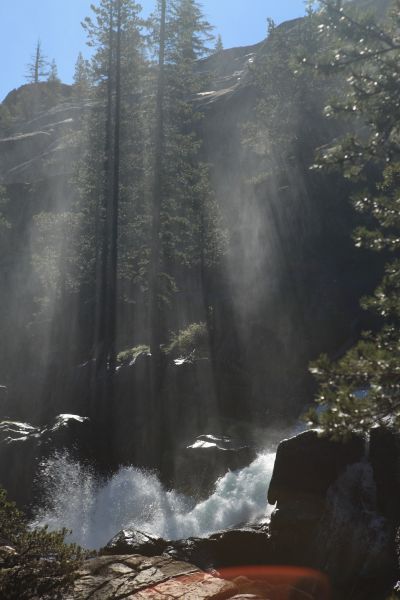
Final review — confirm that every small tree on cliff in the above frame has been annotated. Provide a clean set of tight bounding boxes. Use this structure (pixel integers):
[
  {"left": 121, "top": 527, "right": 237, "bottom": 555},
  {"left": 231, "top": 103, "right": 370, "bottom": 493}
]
[
  {"left": 214, "top": 33, "right": 223, "bottom": 53},
  {"left": 306, "top": 0, "right": 400, "bottom": 437},
  {"left": 47, "top": 59, "right": 60, "bottom": 83},
  {"left": 73, "top": 52, "right": 91, "bottom": 98}
]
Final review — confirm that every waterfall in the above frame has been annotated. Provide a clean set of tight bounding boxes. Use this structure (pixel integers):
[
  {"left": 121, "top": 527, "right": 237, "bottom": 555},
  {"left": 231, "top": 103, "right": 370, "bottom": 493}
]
[{"left": 32, "top": 451, "right": 276, "bottom": 550}]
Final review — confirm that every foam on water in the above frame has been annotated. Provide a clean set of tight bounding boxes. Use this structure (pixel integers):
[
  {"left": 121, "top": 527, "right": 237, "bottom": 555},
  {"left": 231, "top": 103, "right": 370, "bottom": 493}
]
[{"left": 33, "top": 452, "right": 276, "bottom": 549}]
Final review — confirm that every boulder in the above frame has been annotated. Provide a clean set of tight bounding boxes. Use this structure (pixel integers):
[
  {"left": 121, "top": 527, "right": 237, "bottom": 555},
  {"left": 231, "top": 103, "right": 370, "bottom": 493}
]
[
  {"left": 267, "top": 429, "right": 398, "bottom": 598},
  {"left": 102, "top": 525, "right": 273, "bottom": 572},
  {"left": 268, "top": 429, "right": 365, "bottom": 505},
  {"left": 41, "top": 413, "right": 91, "bottom": 451},
  {"left": 174, "top": 434, "right": 256, "bottom": 497},
  {"left": 64, "top": 554, "right": 238, "bottom": 600},
  {"left": 100, "top": 529, "right": 168, "bottom": 557},
  {"left": 166, "top": 525, "right": 273, "bottom": 571}
]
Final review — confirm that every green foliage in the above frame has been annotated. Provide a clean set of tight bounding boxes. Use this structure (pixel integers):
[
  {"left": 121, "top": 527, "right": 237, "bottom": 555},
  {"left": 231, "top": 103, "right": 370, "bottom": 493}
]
[
  {"left": 0, "top": 487, "right": 85, "bottom": 600},
  {"left": 166, "top": 321, "right": 209, "bottom": 358},
  {"left": 24, "top": 0, "right": 226, "bottom": 363},
  {"left": 308, "top": 326, "right": 400, "bottom": 437},
  {"left": 117, "top": 323, "right": 209, "bottom": 363},
  {"left": 307, "top": 0, "right": 400, "bottom": 436},
  {"left": 73, "top": 52, "right": 92, "bottom": 99},
  {"left": 48, "top": 59, "right": 61, "bottom": 84},
  {"left": 117, "top": 344, "right": 150, "bottom": 365},
  {"left": 214, "top": 33, "right": 223, "bottom": 53},
  {"left": 154, "top": 0, "right": 226, "bottom": 275}
]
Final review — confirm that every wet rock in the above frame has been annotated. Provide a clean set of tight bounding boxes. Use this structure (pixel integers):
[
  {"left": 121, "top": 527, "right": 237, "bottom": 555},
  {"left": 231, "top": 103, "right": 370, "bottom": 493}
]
[
  {"left": 65, "top": 554, "right": 238, "bottom": 600},
  {"left": 102, "top": 525, "right": 273, "bottom": 572},
  {"left": 41, "top": 413, "right": 91, "bottom": 451},
  {"left": 0, "top": 420, "right": 41, "bottom": 444},
  {"left": 172, "top": 526, "right": 273, "bottom": 570},
  {"left": 0, "top": 414, "right": 90, "bottom": 509},
  {"left": 268, "top": 430, "right": 365, "bottom": 505},
  {"left": 175, "top": 434, "right": 256, "bottom": 497},
  {"left": 100, "top": 529, "right": 168, "bottom": 557}
]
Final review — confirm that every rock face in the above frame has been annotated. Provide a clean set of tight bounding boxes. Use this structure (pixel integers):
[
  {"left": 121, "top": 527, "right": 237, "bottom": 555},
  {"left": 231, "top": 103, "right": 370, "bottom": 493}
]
[
  {"left": 65, "top": 554, "right": 237, "bottom": 600},
  {"left": 268, "top": 430, "right": 365, "bottom": 505},
  {"left": 268, "top": 429, "right": 399, "bottom": 599}
]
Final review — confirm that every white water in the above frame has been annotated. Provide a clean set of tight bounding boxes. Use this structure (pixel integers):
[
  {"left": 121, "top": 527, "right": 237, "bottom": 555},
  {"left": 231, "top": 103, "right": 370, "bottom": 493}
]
[{"left": 33, "top": 452, "right": 276, "bottom": 550}]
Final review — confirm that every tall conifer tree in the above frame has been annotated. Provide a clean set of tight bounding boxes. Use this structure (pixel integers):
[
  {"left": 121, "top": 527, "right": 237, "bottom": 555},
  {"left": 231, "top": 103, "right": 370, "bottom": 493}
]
[{"left": 80, "top": 0, "right": 145, "bottom": 390}]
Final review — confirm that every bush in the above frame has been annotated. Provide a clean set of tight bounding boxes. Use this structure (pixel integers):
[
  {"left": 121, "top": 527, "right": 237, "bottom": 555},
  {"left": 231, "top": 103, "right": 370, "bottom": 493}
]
[
  {"left": 166, "top": 322, "right": 209, "bottom": 359},
  {"left": 117, "top": 344, "right": 150, "bottom": 365},
  {"left": 0, "top": 487, "right": 86, "bottom": 600}
]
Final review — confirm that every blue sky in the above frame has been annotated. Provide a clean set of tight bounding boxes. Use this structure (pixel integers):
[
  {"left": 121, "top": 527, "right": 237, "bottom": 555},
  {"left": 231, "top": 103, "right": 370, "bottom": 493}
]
[{"left": 0, "top": 0, "right": 307, "bottom": 101}]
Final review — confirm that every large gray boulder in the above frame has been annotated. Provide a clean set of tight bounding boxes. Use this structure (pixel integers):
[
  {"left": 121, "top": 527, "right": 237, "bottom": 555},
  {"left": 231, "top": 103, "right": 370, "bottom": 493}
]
[{"left": 65, "top": 554, "right": 238, "bottom": 600}]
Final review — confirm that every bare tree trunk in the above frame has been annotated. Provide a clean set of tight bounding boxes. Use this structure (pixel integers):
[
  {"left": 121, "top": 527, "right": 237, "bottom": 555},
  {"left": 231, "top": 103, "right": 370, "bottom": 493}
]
[
  {"left": 108, "top": 0, "right": 122, "bottom": 376},
  {"left": 149, "top": 0, "right": 167, "bottom": 365},
  {"left": 149, "top": 0, "right": 167, "bottom": 465},
  {"left": 95, "top": 2, "right": 114, "bottom": 380}
]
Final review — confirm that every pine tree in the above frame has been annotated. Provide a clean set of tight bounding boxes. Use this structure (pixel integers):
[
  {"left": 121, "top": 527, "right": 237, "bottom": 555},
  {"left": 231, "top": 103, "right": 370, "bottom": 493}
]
[
  {"left": 0, "top": 486, "right": 85, "bottom": 600},
  {"left": 214, "top": 33, "right": 223, "bottom": 53},
  {"left": 26, "top": 40, "right": 48, "bottom": 83},
  {"left": 47, "top": 59, "right": 60, "bottom": 83},
  {"left": 148, "top": 0, "right": 222, "bottom": 359},
  {"left": 80, "top": 0, "right": 146, "bottom": 380},
  {"left": 146, "top": 0, "right": 225, "bottom": 464},
  {"left": 73, "top": 52, "right": 91, "bottom": 98},
  {"left": 267, "top": 17, "right": 276, "bottom": 36},
  {"left": 306, "top": 0, "right": 400, "bottom": 437}
]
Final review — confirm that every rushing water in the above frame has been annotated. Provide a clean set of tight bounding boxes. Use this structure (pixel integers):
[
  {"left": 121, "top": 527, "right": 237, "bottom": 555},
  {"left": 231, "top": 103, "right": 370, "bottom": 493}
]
[{"left": 32, "top": 451, "right": 276, "bottom": 550}]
